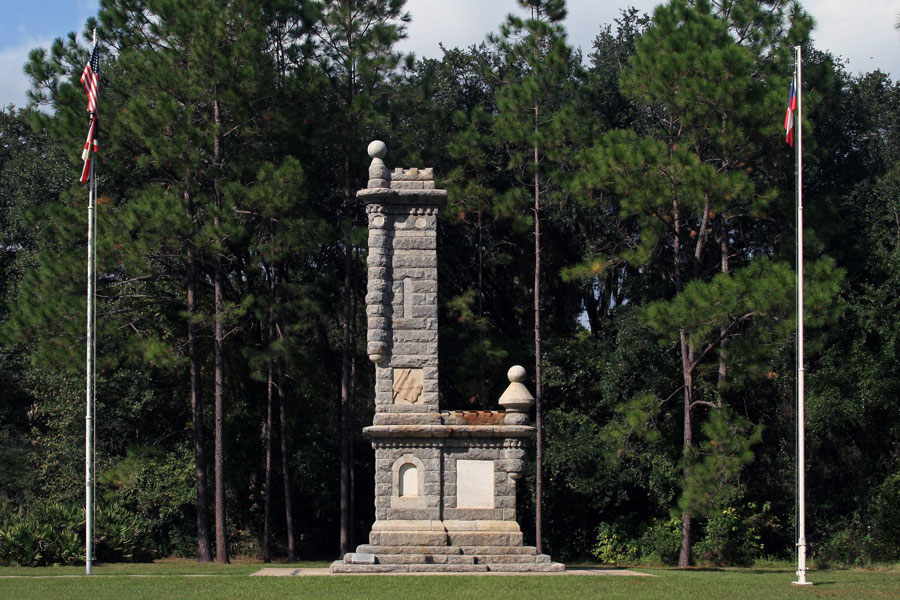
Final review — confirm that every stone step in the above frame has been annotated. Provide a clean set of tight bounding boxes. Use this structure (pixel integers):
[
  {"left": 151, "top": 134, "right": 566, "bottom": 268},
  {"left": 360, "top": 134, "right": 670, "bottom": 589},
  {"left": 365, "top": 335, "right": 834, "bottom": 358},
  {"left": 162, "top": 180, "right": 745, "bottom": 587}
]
[
  {"left": 355, "top": 544, "right": 541, "bottom": 556},
  {"left": 374, "top": 554, "right": 476, "bottom": 565},
  {"left": 446, "top": 532, "right": 524, "bottom": 547},
  {"left": 486, "top": 562, "right": 566, "bottom": 573},
  {"left": 330, "top": 562, "right": 489, "bottom": 574},
  {"left": 331, "top": 562, "right": 404, "bottom": 574},
  {"left": 369, "top": 532, "right": 449, "bottom": 546},
  {"left": 373, "top": 553, "right": 549, "bottom": 565},
  {"left": 472, "top": 554, "right": 551, "bottom": 565},
  {"left": 342, "top": 548, "right": 552, "bottom": 567},
  {"left": 330, "top": 560, "right": 565, "bottom": 574},
  {"left": 408, "top": 564, "right": 489, "bottom": 573},
  {"left": 356, "top": 544, "right": 464, "bottom": 555},
  {"left": 459, "top": 545, "right": 538, "bottom": 556}
]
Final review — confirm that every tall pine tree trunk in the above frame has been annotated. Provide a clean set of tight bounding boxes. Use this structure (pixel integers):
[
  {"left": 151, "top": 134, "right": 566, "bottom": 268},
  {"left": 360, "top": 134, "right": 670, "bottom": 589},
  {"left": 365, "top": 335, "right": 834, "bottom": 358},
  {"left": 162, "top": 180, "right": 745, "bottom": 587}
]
[
  {"left": 311, "top": 2, "right": 406, "bottom": 555},
  {"left": 186, "top": 224, "right": 211, "bottom": 563},
  {"left": 339, "top": 238, "right": 352, "bottom": 556},
  {"left": 212, "top": 94, "right": 229, "bottom": 565},
  {"left": 338, "top": 132, "right": 355, "bottom": 555},
  {"left": 339, "top": 48, "right": 357, "bottom": 551},
  {"left": 533, "top": 99, "right": 544, "bottom": 554},
  {"left": 213, "top": 249, "right": 227, "bottom": 563},
  {"left": 263, "top": 317, "right": 274, "bottom": 563},
  {"left": 673, "top": 193, "right": 692, "bottom": 568},
  {"left": 676, "top": 193, "right": 710, "bottom": 568},
  {"left": 263, "top": 259, "right": 279, "bottom": 563},
  {"left": 717, "top": 218, "right": 730, "bottom": 407},
  {"left": 277, "top": 361, "right": 296, "bottom": 561},
  {"left": 477, "top": 208, "right": 486, "bottom": 401},
  {"left": 349, "top": 247, "right": 360, "bottom": 550},
  {"left": 678, "top": 330, "right": 694, "bottom": 568}
]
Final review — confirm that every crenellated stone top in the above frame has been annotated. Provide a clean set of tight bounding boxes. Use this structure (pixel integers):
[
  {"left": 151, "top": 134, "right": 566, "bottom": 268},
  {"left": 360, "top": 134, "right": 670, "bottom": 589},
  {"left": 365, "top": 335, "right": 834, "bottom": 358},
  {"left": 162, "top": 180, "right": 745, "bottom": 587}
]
[{"left": 359, "top": 140, "right": 446, "bottom": 202}]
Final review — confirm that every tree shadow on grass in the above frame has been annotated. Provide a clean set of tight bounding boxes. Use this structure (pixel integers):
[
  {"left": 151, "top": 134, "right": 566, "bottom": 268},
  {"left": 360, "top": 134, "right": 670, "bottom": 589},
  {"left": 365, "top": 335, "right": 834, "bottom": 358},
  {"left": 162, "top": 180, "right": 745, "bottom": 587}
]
[
  {"left": 663, "top": 568, "right": 796, "bottom": 575},
  {"left": 671, "top": 567, "right": 840, "bottom": 584}
]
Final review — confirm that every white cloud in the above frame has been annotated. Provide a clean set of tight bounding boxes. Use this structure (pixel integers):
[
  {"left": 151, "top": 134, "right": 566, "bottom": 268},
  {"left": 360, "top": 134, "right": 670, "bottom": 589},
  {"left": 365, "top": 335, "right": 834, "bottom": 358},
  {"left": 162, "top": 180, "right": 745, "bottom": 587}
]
[
  {"left": 5, "top": 0, "right": 896, "bottom": 112},
  {"left": 397, "top": 0, "right": 898, "bottom": 80},
  {"left": 0, "top": 38, "right": 51, "bottom": 110},
  {"left": 397, "top": 0, "right": 510, "bottom": 58},
  {"left": 0, "top": 0, "right": 96, "bottom": 111},
  {"left": 805, "top": 0, "right": 899, "bottom": 77},
  {"left": 397, "top": 0, "right": 658, "bottom": 59}
]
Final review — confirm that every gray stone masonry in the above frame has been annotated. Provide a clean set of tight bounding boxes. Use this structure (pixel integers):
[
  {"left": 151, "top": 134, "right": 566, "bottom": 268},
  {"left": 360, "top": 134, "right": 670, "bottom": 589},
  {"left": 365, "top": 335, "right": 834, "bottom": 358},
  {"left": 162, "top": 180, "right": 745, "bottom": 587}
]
[{"left": 331, "top": 141, "right": 563, "bottom": 573}]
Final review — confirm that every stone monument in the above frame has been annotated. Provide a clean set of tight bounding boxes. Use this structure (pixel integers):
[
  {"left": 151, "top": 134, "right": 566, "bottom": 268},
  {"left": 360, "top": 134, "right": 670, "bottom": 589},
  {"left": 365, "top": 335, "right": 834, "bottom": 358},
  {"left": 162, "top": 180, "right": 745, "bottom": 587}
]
[{"left": 330, "top": 141, "right": 563, "bottom": 573}]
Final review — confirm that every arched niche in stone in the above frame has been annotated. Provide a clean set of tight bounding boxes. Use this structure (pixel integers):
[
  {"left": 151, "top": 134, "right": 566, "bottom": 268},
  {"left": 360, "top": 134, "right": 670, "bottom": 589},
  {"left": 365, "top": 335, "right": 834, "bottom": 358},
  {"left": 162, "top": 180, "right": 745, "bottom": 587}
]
[{"left": 391, "top": 453, "right": 425, "bottom": 508}]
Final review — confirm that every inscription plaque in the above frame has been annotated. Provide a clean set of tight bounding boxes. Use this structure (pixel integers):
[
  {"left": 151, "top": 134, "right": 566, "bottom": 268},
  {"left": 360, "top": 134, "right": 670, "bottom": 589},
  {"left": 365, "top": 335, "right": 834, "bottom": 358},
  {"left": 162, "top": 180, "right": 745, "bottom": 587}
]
[{"left": 456, "top": 459, "right": 494, "bottom": 509}]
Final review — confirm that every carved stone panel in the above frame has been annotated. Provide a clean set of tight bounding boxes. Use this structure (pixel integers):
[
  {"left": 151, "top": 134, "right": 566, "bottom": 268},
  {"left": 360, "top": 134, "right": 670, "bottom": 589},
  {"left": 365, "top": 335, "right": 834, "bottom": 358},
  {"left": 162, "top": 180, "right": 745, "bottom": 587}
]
[{"left": 393, "top": 368, "right": 423, "bottom": 405}]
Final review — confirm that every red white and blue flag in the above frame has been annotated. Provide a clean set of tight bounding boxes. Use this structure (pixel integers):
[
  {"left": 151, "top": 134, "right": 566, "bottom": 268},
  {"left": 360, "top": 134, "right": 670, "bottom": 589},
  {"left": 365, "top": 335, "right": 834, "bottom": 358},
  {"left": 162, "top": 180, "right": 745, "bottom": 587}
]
[
  {"left": 784, "top": 74, "right": 797, "bottom": 147},
  {"left": 80, "top": 41, "right": 99, "bottom": 184}
]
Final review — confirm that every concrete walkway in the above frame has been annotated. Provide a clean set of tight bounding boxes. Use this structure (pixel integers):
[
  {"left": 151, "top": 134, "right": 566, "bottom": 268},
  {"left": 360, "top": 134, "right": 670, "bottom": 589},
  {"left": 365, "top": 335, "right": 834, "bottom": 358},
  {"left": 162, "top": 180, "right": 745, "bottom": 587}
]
[{"left": 251, "top": 567, "right": 655, "bottom": 577}]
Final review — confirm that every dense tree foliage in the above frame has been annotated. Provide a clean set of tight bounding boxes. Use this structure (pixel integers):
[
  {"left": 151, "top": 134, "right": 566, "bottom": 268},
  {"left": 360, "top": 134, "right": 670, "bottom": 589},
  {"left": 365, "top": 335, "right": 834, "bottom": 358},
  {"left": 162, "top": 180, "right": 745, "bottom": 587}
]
[{"left": 1, "top": 0, "right": 899, "bottom": 567}]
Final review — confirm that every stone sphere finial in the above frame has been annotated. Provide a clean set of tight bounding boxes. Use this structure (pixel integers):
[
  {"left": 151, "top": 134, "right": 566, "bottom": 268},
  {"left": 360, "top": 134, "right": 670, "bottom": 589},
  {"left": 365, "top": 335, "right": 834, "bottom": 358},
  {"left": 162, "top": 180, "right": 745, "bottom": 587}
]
[
  {"left": 367, "top": 140, "right": 389, "bottom": 188},
  {"left": 368, "top": 140, "right": 387, "bottom": 159},
  {"left": 499, "top": 365, "right": 534, "bottom": 422},
  {"left": 507, "top": 365, "right": 527, "bottom": 383}
]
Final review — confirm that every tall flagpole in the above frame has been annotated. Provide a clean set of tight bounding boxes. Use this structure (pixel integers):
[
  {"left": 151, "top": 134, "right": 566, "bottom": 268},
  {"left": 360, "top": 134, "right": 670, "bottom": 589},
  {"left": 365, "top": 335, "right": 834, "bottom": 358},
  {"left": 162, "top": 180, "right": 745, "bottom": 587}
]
[
  {"left": 793, "top": 44, "right": 812, "bottom": 587},
  {"left": 85, "top": 159, "right": 95, "bottom": 576},
  {"left": 84, "top": 28, "right": 98, "bottom": 577}
]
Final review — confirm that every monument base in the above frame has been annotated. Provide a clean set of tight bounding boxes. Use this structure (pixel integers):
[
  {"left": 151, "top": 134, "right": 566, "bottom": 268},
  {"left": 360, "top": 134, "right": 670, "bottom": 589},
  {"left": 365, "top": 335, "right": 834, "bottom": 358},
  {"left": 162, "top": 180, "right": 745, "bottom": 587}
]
[{"left": 331, "top": 515, "right": 563, "bottom": 573}]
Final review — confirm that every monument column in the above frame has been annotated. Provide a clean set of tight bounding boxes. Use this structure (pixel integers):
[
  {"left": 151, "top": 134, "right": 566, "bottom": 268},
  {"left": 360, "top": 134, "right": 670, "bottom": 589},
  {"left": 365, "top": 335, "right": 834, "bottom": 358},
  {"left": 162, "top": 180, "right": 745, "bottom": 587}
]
[{"left": 362, "top": 140, "right": 443, "bottom": 422}]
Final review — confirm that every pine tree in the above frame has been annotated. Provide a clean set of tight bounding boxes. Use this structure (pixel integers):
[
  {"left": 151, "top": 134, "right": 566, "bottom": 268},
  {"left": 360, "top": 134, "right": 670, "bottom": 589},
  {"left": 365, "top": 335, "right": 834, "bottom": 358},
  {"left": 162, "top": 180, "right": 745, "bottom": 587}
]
[
  {"left": 491, "top": 0, "right": 578, "bottom": 552},
  {"left": 233, "top": 156, "right": 332, "bottom": 561},
  {"left": 575, "top": 0, "right": 830, "bottom": 566},
  {"left": 0, "top": 108, "right": 74, "bottom": 503},
  {"left": 561, "top": 8, "right": 651, "bottom": 336},
  {"left": 305, "top": 0, "right": 409, "bottom": 556},
  {"left": 443, "top": 49, "right": 507, "bottom": 406},
  {"left": 24, "top": 0, "right": 297, "bottom": 563}
]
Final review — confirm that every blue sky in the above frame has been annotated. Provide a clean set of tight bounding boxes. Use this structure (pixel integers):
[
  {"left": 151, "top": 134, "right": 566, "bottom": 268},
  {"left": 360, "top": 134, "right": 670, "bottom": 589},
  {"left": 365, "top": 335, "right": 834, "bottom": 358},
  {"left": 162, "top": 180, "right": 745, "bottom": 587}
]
[
  {"left": 1, "top": 0, "right": 98, "bottom": 109},
  {"left": 2, "top": 0, "right": 898, "bottom": 109}
]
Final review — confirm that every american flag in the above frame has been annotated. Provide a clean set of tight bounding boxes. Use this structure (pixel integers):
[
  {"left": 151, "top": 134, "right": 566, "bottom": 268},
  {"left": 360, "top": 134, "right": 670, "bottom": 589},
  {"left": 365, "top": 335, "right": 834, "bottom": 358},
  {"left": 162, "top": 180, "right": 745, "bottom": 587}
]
[{"left": 80, "top": 41, "right": 99, "bottom": 184}]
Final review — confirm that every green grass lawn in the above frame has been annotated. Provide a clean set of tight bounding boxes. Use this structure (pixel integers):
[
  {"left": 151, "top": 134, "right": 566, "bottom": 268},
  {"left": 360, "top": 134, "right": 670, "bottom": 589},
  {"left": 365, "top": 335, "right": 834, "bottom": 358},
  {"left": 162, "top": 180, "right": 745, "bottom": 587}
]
[{"left": 1, "top": 561, "right": 898, "bottom": 600}]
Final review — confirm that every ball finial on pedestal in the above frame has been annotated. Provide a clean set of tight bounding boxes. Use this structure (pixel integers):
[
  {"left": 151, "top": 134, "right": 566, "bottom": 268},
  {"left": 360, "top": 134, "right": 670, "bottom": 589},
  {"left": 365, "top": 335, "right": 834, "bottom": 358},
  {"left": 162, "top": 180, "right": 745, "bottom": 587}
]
[
  {"left": 368, "top": 140, "right": 387, "bottom": 159},
  {"left": 366, "top": 140, "right": 389, "bottom": 188},
  {"left": 507, "top": 365, "right": 527, "bottom": 383},
  {"left": 499, "top": 365, "right": 534, "bottom": 421}
]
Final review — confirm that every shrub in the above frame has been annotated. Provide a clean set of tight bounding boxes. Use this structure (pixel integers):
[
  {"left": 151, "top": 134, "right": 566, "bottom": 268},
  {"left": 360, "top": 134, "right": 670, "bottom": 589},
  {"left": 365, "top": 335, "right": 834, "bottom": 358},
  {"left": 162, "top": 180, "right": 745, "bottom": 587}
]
[
  {"left": 695, "top": 501, "right": 770, "bottom": 566},
  {"left": 816, "top": 471, "right": 900, "bottom": 566},
  {"left": 95, "top": 502, "right": 155, "bottom": 562},
  {"left": 0, "top": 499, "right": 156, "bottom": 566},
  {"left": 816, "top": 524, "right": 867, "bottom": 566},
  {"left": 638, "top": 517, "right": 681, "bottom": 565},
  {"left": 0, "top": 502, "right": 81, "bottom": 566},
  {"left": 591, "top": 522, "right": 639, "bottom": 565},
  {"left": 867, "top": 471, "right": 900, "bottom": 560},
  {"left": 0, "top": 520, "right": 46, "bottom": 566},
  {"left": 102, "top": 445, "right": 196, "bottom": 557},
  {"left": 228, "top": 528, "right": 262, "bottom": 559}
]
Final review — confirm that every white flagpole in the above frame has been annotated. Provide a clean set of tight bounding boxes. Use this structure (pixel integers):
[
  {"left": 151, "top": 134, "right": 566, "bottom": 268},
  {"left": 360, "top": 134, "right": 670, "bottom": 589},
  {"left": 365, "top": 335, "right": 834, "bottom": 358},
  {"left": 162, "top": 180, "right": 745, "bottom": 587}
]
[
  {"left": 85, "top": 28, "right": 97, "bottom": 577},
  {"left": 85, "top": 159, "right": 95, "bottom": 576},
  {"left": 793, "top": 44, "right": 812, "bottom": 587},
  {"left": 92, "top": 156, "right": 98, "bottom": 563}
]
